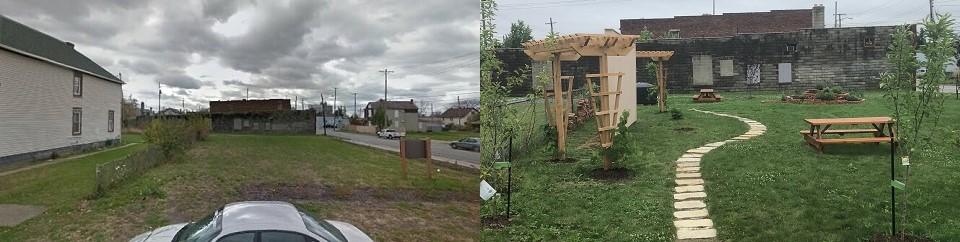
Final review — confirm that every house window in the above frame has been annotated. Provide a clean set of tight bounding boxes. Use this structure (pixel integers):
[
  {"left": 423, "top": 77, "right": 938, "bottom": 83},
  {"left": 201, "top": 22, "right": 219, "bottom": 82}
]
[
  {"left": 785, "top": 44, "right": 798, "bottom": 54},
  {"left": 72, "top": 71, "right": 83, "bottom": 96},
  {"left": 864, "top": 37, "right": 875, "bottom": 47},
  {"left": 666, "top": 29, "right": 681, "bottom": 39},
  {"left": 108, "top": 110, "right": 115, "bottom": 132},
  {"left": 72, "top": 108, "right": 82, "bottom": 135}
]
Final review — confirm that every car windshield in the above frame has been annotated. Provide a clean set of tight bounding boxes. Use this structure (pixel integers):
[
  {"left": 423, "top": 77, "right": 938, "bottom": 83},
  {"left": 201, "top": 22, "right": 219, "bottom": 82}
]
[
  {"left": 173, "top": 208, "right": 223, "bottom": 242},
  {"left": 299, "top": 212, "right": 347, "bottom": 242}
]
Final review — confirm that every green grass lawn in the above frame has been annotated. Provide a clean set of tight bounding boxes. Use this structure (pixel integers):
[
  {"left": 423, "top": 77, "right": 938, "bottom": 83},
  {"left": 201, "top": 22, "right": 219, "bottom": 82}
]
[
  {"left": 482, "top": 91, "right": 960, "bottom": 241},
  {"left": 481, "top": 104, "right": 746, "bottom": 241},
  {"left": 406, "top": 130, "right": 480, "bottom": 141},
  {"left": 0, "top": 134, "right": 478, "bottom": 241}
]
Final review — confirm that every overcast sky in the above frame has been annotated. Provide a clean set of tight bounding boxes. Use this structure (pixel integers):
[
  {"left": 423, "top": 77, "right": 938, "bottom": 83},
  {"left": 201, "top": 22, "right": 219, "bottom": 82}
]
[
  {"left": 495, "top": 0, "right": 947, "bottom": 41},
  {"left": 0, "top": 0, "right": 479, "bottom": 115}
]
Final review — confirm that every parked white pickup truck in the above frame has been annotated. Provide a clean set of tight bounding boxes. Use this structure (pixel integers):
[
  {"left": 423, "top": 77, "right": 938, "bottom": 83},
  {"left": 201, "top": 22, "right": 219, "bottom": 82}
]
[{"left": 377, "top": 129, "right": 405, "bottom": 139}]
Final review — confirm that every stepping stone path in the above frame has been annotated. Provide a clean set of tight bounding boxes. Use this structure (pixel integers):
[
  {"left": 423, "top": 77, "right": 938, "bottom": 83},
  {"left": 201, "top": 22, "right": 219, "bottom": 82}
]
[{"left": 672, "top": 109, "right": 766, "bottom": 241}]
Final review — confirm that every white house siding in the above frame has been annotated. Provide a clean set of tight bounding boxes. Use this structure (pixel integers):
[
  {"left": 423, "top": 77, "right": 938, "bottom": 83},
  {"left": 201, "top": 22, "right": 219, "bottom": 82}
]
[{"left": 0, "top": 48, "right": 121, "bottom": 158}]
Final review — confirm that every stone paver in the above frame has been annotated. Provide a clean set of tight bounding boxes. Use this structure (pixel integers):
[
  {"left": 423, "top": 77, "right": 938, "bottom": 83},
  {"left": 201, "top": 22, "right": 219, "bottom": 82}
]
[
  {"left": 677, "top": 167, "right": 700, "bottom": 172},
  {"left": 674, "top": 218, "right": 714, "bottom": 228},
  {"left": 674, "top": 200, "right": 707, "bottom": 209},
  {"left": 675, "top": 179, "right": 704, "bottom": 185},
  {"left": 0, "top": 204, "right": 46, "bottom": 226},
  {"left": 677, "top": 157, "right": 701, "bottom": 163},
  {"left": 675, "top": 185, "right": 704, "bottom": 193},
  {"left": 674, "top": 209, "right": 709, "bottom": 219},
  {"left": 677, "top": 228, "right": 717, "bottom": 239},
  {"left": 676, "top": 172, "right": 701, "bottom": 178},
  {"left": 674, "top": 192, "right": 707, "bottom": 200},
  {"left": 667, "top": 109, "right": 766, "bottom": 241}
]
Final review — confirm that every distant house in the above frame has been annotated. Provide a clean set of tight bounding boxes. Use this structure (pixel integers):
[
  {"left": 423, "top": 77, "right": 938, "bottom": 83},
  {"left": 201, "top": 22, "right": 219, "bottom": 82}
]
[
  {"left": 438, "top": 107, "right": 479, "bottom": 126},
  {"left": 0, "top": 15, "right": 123, "bottom": 165},
  {"left": 364, "top": 99, "right": 419, "bottom": 132},
  {"left": 158, "top": 108, "right": 184, "bottom": 116},
  {"left": 209, "top": 99, "right": 315, "bottom": 134}
]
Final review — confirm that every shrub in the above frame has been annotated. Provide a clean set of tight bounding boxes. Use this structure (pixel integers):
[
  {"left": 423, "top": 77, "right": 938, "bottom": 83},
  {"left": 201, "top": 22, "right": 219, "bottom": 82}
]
[
  {"left": 815, "top": 82, "right": 826, "bottom": 90},
  {"left": 670, "top": 108, "right": 683, "bottom": 120},
  {"left": 816, "top": 91, "right": 837, "bottom": 101},
  {"left": 187, "top": 115, "right": 212, "bottom": 141},
  {"left": 844, "top": 95, "right": 862, "bottom": 101},
  {"left": 144, "top": 119, "right": 192, "bottom": 157}
]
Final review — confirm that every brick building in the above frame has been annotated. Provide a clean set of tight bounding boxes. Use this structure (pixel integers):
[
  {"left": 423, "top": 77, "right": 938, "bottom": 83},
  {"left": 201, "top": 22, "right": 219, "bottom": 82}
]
[
  {"left": 209, "top": 99, "right": 315, "bottom": 134},
  {"left": 621, "top": 5, "right": 825, "bottom": 38}
]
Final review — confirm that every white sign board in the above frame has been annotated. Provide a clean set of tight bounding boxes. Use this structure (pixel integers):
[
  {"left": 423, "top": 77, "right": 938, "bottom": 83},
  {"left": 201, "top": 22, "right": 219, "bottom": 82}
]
[
  {"left": 778, "top": 63, "right": 792, "bottom": 83},
  {"left": 480, "top": 180, "right": 497, "bottom": 201}
]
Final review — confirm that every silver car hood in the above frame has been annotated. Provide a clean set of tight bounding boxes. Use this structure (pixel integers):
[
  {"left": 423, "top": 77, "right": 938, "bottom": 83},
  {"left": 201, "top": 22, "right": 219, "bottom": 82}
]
[
  {"left": 326, "top": 220, "right": 374, "bottom": 242},
  {"left": 128, "top": 223, "right": 189, "bottom": 242}
]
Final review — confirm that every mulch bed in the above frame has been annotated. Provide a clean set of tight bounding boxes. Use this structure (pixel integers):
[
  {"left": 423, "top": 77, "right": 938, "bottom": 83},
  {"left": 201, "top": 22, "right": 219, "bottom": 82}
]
[
  {"left": 239, "top": 183, "right": 475, "bottom": 203},
  {"left": 586, "top": 167, "right": 634, "bottom": 181},
  {"left": 868, "top": 233, "right": 934, "bottom": 242},
  {"left": 481, "top": 214, "right": 511, "bottom": 229},
  {"left": 674, "top": 127, "right": 696, "bottom": 132},
  {"left": 543, "top": 157, "right": 578, "bottom": 163}
]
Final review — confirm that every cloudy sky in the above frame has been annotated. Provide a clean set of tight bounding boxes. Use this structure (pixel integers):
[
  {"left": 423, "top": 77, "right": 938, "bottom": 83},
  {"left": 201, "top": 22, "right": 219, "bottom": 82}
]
[
  {"left": 0, "top": 0, "right": 479, "bottom": 115},
  {"left": 495, "top": 0, "right": 948, "bottom": 40}
]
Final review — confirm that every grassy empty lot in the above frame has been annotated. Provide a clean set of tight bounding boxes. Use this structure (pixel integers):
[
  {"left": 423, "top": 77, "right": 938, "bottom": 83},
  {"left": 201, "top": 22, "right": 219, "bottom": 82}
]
[
  {"left": 0, "top": 134, "right": 477, "bottom": 241},
  {"left": 482, "top": 91, "right": 960, "bottom": 241}
]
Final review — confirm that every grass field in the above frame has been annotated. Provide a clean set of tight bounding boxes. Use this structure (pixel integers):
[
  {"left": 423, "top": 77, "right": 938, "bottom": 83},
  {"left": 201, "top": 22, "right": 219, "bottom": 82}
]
[
  {"left": 406, "top": 130, "right": 480, "bottom": 141},
  {"left": 482, "top": 91, "right": 960, "bottom": 241},
  {"left": 0, "top": 134, "right": 478, "bottom": 241}
]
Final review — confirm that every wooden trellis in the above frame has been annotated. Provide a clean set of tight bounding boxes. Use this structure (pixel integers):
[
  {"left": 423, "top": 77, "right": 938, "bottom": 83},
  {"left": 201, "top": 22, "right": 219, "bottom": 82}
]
[
  {"left": 522, "top": 33, "right": 637, "bottom": 162},
  {"left": 637, "top": 51, "right": 674, "bottom": 112}
]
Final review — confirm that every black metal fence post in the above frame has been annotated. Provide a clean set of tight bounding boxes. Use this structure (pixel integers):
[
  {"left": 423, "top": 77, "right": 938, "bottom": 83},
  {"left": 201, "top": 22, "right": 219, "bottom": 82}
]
[
  {"left": 891, "top": 141, "right": 896, "bottom": 235},
  {"left": 507, "top": 130, "right": 513, "bottom": 219}
]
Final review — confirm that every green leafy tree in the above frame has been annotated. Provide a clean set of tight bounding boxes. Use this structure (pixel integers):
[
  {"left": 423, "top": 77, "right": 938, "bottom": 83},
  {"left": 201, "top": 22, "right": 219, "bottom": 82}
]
[
  {"left": 502, "top": 20, "right": 533, "bottom": 48},
  {"left": 881, "top": 14, "right": 956, "bottom": 235},
  {"left": 371, "top": 106, "right": 390, "bottom": 130}
]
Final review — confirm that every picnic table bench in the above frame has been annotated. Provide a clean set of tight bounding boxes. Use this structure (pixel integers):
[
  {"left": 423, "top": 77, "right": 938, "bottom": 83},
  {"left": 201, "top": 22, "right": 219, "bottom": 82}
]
[
  {"left": 693, "top": 89, "right": 721, "bottom": 103},
  {"left": 801, "top": 117, "right": 895, "bottom": 152}
]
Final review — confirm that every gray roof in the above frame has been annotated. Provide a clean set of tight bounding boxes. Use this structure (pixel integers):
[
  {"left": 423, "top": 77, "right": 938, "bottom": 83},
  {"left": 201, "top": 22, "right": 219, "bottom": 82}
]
[{"left": 0, "top": 15, "right": 121, "bottom": 83}]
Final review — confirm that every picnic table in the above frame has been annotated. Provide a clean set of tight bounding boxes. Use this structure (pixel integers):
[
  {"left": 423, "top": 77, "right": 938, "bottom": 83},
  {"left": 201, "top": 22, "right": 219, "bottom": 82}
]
[
  {"left": 801, "top": 117, "right": 895, "bottom": 152},
  {"left": 693, "top": 89, "right": 721, "bottom": 103}
]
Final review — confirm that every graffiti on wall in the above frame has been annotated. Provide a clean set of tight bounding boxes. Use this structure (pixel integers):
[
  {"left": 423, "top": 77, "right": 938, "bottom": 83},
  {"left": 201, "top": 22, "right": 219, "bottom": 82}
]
[{"left": 745, "top": 64, "right": 761, "bottom": 84}]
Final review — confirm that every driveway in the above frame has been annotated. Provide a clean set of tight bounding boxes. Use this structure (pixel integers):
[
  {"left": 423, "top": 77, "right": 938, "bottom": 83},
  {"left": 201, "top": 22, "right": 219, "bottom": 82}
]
[{"left": 323, "top": 130, "right": 480, "bottom": 169}]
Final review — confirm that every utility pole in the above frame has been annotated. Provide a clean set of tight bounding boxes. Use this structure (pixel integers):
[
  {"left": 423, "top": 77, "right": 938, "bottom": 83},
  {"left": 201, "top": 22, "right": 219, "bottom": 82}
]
[
  {"left": 834, "top": 1, "right": 837, "bottom": 28},
  {"left": 181, "top": 98, "right": 185, "bottom": 113},
  {"left": 157, "top": 79, "right": 162, "bottom": 116},
  {"left": 379, "top": 69, "right": 394, "bottom": 102},
  {"left": 333, "top": 88, "right": 338, "bottom": 117},
  {"left": 712, "top": 0, "right": 715, "bottom": 15},
  {"left": 930, "top": 0, "right": 935, "bottom": 21},
  {"left": 353, "top": 92, "right": 358, "bottom": 117},
  {"left": 246, "top": 88, "right": 249, "bottom": 99},
  {"left": 457, "top": 96, "right": 461, "bottom": 108},
  {"left": 546, "top": 17, "right": 557, "bottom": 35},
  {"left": 320, "top": 93, "right": 327, "bottom": 136},
  {"left": 837, "top": 14, "right": 848, "bottom": 28}
]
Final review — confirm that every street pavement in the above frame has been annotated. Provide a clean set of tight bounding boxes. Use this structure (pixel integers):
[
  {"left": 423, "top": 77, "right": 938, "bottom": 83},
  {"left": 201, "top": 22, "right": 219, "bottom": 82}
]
[{"left": 323, "top": 130, "right": 480, "bottom": 169}]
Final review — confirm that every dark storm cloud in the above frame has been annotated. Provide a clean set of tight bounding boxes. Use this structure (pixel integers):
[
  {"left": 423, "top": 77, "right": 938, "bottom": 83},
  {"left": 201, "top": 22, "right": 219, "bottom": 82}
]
[
  {"left": 158, "top": 73, "right": 203, "bottom": 90},
  {"left": 0, "top": 0, "right": 478, "bottom": 112}
]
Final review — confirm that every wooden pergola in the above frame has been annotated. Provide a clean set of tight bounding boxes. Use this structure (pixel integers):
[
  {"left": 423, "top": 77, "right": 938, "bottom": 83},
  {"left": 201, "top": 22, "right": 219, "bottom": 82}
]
[
  {"left": 637, "top": 51, "right": 674, "bottom": 112},
  {"left": 523, "top": 33, "right": 638, "bottom": 164}
]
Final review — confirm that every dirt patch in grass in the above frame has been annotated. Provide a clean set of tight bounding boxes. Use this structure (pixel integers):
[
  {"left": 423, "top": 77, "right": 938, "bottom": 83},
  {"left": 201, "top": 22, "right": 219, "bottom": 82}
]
[
  {"left": 304, "top": 200, "right": 478, "bottom": 242},
  {"left": 586, "top": 167, "right": 635, "bottom": 182},
  {"left": 674, "top": 127, "right": 696, "bottom": 132},
  {"left": 868, "top": 233, "right": 935, "bottom": 242},
  {"left": 543, "top": 157, "right": 578, "bottom": 163},
  {"left": 481, "top": 214, "right": 510, "bottom": 229},
  {"left": 238, "top": 183, "right": 475, "bottom": 203}
]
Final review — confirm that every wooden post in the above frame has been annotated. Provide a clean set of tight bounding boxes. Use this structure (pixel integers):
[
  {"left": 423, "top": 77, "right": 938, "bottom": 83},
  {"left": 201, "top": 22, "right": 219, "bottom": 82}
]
[
  {"left": 400, "top": 137, "right": 408, "bottom": 178},
  {"left": 657, "top": 59, "right": 667, "bottom": 113},
  {"left": 552, "top": 53, "right": 566, "bottom": 160},
  {"left": 599, "top": 54, "right": 611, "bottom": 170},
  {"left": 426, "top": 138, "right": 433, "bottom": 179}
]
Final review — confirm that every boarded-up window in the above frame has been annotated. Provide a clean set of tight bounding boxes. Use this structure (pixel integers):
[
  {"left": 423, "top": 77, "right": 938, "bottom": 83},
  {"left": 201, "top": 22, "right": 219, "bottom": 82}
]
[
  {"left": 108, "top": 110, "right": 114, "bottom": 132},
  {"left": 719, "top": 59, "right": 734, "bottom": 77},
  {"left": 778, "top": 63, "right": 792, "bottom": 83},
  {"left": 692, "top": 55, "right": 714, "bottom": 85},
  {"left": 72, "top": 108, "right": 82, "bottom": 135}
]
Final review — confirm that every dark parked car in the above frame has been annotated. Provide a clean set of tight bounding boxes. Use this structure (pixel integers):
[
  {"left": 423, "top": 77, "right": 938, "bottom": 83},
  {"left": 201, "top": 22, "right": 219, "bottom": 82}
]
[{"left": 450, "top": 137, "right": 480, "bottom": 151}]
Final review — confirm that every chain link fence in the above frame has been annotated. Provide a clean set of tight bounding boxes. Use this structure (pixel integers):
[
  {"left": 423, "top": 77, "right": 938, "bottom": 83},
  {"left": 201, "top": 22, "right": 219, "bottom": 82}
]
[{"left": 94, "top": 145, "right": 166, "bottom": 197}]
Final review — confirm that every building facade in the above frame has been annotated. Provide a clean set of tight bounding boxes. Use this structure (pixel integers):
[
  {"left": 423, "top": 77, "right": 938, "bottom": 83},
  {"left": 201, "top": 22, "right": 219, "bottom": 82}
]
[
  {"left": 209, "top": 99, "right": 316, "bottom": 134},
  {"left": 0, "top": 15, "right": 123, "bottom": 165},
  {"left": 621, "top": 5, "right": 824, "bottom": 38},
  {"left": 364, "top": 99, "right": 419, "bottom": 132}
]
